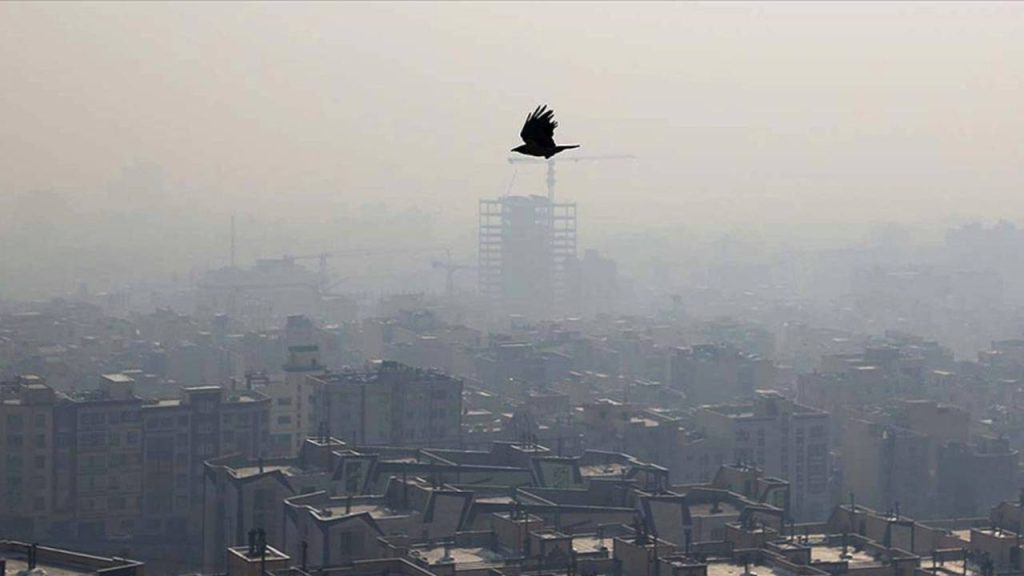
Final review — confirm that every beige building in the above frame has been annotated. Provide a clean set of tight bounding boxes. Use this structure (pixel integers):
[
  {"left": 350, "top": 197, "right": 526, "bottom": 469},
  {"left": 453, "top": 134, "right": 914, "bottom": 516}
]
[{"left": 255, "top": 345, "right": 326, "bottom": 458}]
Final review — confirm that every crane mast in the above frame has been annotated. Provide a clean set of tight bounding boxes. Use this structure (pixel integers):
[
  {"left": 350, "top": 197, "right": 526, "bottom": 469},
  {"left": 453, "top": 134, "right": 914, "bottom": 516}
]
[{"left": 506, "top": 154, "right": 636, "bottom": 203}]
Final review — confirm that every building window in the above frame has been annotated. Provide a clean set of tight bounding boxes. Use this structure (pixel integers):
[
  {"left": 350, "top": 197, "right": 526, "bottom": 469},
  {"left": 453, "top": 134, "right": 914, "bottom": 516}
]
[{"left": 80, "top": 413, "right": 105, "bottom": 427}]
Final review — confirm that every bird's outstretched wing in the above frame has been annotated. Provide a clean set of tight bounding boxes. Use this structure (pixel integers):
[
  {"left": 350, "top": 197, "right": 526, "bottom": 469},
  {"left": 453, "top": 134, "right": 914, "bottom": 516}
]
[{"left": 520, "top": 105, "right": 558, "bottom": 148}]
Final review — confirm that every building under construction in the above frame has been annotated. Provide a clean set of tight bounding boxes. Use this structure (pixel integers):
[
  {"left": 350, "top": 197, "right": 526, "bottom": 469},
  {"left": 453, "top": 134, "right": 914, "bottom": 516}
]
[{"left": 479, "top": 194, "right": 577, "bottom": 319}]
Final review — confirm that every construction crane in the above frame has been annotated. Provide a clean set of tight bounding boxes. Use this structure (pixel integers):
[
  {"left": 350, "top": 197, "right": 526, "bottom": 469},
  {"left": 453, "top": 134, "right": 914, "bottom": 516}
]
[
  {"left": 506, "top": 154, "right": 636, "bottom": 203},
  {"left": 287, "top": 245, "right": 451, "bottom": 293},
  {"left": 431, "top": 249, "right": 474, "bottom": 297}
]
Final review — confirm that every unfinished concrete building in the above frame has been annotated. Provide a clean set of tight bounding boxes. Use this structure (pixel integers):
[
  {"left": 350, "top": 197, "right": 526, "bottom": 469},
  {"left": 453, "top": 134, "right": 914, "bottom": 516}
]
[{"left": 479, "top": 195, "right": 577, "bottom": 319}]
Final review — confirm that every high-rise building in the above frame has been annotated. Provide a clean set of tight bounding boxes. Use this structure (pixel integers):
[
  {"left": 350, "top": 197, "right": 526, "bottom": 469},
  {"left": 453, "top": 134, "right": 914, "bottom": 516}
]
[
  {"left": 3, "top": 373, "right": 270, "bottom": 551},
  {"left": 695, "top": 390, "right": 831, "bottom": 521},
  {"left": 479, "top": 195, "right": 576, "bottom": 319},
  {"left": 52, "top": 374, "right": 145, "bottom": 541},
  {"left": 255, "top": 344, "right": 325, "bottom": 458},
  {"left": 841, "top": 417, "right": 930, "bottom": 520}
]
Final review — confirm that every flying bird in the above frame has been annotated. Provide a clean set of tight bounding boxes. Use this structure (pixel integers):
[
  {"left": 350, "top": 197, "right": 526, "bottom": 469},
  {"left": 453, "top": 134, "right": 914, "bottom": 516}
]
[{"left": 511, "top": 105, "right": 580, "bottom": 159}]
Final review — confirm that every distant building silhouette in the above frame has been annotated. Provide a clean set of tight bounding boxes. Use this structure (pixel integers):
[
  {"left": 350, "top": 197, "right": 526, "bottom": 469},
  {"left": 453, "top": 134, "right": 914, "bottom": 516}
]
[{"left": 479, "top": 195, "right": 576, "bottom": 319}]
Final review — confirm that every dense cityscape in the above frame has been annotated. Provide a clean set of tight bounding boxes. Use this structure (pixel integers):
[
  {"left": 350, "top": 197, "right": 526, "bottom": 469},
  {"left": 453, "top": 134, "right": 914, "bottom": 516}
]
[{"left": 5, "top": 3, "right": 1024, "bottom": 576}]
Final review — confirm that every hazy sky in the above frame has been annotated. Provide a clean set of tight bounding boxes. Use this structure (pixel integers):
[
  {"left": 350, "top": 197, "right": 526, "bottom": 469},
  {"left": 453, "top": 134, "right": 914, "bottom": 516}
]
[{"left": 2, "top": 2, "right": 1023, "bottom": 233}]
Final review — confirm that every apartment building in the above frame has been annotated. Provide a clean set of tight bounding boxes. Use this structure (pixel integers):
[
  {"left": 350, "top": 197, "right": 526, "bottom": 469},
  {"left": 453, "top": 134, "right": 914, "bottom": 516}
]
[
  {"left": 671, "top": 344, "right": 776, "bottom": 404},
  {"left": 311, "top": 360, "right": 463, "bottom": 448},
  {"left": 696, "top": 390, "right": 831, "bottom": 521},
  {"left": 0, "top": 375, "right": 56, "bottom": 539},
  {"left": 254, "top": 344, "right": 326, "bottom": 458},
  {"left": 52, "top": 374, "right": 145, "bottom": 541},
  {"left": 2, "top": 373, "right": 271, "bottom": 551},
  {"left": 201, "top": 437, "right": 347, "bottom": 570}
]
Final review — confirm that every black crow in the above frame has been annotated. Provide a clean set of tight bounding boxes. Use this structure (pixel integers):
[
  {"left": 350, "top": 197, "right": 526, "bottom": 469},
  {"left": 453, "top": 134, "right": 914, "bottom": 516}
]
[{"left": 511, "top": 105, "right": 580, "bottom": 159}]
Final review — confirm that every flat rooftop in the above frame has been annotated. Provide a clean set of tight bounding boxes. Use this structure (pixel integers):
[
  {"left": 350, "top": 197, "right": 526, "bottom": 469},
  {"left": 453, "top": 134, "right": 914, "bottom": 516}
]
[
  {"left": 922, "top": 561, "right": 986, "bottom": 576},
  {"left": 580, "top": 463, "right": 627, "bottom": 477},
  {"left": 0, "top": 542, "right": 141, "bottom": 576},
  {"left": 811, "top": 544, "right": 879, "bottom": 566},
  {"left": 316, "top": 502, "right": 408, "bottom": 520},
  {"left": 973, "top": 527, "right": 1018, "bottom": 540},
  {"left": 228, "top": 545, "right": 290, "bottom": 562},
  {"left": 707, "top": 562, "right": 787, "bottom": 576},
  {"left": 691, "top": 502, "right": 741, "bottom": 517},
  {"left": 409, "top": 545, "right": 504, "bottom": 567},
  {"left": 230, "top": 464, "right": 296, "bottom": 479},
  {"left": 572, "top": 536, "right": 611, "bottom": 555},
  {"left": 474, "top": 496, "right": 516, "bottom": 505},
  {"left": 951, "top": 529, "right": 972, "bottom": 542},
  {"left": 3, "top": 558, "right": 89, "bottom": 576}
]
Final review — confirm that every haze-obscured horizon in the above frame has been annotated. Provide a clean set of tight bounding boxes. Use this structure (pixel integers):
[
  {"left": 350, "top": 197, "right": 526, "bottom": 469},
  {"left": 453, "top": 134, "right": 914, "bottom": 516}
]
[{"left": 2, "top": 2, "right": 1023, "bottom": 298}]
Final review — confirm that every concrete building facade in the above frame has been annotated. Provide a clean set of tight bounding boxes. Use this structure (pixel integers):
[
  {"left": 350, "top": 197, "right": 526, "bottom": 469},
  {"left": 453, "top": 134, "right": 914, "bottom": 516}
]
[
  {"left": 312, "top": 361, "right": 463, "bottom": 448},
  {"left": 696, "top": 390, "right": 831, "bottom": 521}
]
